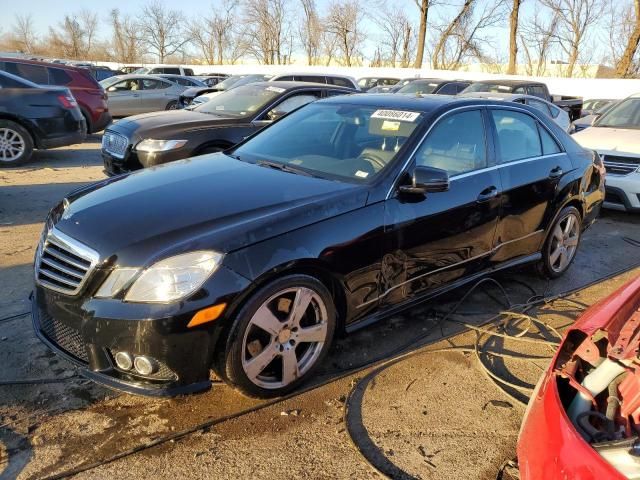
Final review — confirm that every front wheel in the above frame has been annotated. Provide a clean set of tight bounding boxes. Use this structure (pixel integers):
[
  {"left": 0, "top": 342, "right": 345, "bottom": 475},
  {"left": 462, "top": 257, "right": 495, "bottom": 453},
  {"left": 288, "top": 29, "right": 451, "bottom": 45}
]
[
  {"left": 537, "top": 206, "right": 582, "bottom": 278},
  {"left": 221, "top": 275, "right": 336, "bottom": 398},
  {"left": 165, "top": 100, "right": 178, "bottom": 110},
  {"left": 0, "top": 120, "right": 34, "bottom": 167}
]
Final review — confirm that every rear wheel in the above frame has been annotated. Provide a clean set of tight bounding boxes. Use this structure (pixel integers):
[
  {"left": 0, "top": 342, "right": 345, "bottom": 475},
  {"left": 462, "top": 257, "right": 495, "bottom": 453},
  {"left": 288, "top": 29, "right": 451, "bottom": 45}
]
[
  {"left": 0, "top": 120, "right": 34, "bottom": 167},
  {"left": 221, "top": 275, "right": 336, "bottom": 398},
  {"left": 537, "top": 206, "right": 581, "bottom": 278}
]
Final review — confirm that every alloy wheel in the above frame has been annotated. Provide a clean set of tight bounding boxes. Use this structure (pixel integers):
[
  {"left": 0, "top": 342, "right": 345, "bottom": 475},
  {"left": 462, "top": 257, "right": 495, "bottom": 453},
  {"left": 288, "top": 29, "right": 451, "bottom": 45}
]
[
  {"left": 549, "top": 212, "right": 580, "bottom": 273},
  {"left": 0, "top": 128, "right": 25, "bottom": 163},
  {"left": 241, "top": 286, "right": 328, "bottom": 389}
]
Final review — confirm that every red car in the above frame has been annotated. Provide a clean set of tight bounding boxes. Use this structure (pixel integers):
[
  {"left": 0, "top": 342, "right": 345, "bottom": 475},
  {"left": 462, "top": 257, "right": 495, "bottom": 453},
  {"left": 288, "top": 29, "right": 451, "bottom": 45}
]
[
  {"left": 518, "top": 275, "right": 640, "bottom": 479},
  {"left": 0, "top": 58, "right": 111, "bottom": 133}
]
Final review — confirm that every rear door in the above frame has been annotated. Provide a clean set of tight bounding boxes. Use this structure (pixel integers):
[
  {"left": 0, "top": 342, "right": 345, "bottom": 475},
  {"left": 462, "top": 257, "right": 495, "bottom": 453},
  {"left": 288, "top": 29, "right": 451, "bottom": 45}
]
[
  {"left": 137, "top": 78, "right": 174, "bottom": 112},
  {"left": 381, "top": 107, "right": 502, "bottom": 306},
  {"left": 488, "top": 107, "right": 573, "bottom": 263}
]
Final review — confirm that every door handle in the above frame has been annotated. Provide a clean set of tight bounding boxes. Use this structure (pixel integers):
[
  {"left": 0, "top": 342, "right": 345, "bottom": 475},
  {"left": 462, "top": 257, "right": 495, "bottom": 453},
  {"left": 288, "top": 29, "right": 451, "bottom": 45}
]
[
  {"left": 549, "top": 166, "right": 563, "bottom": 179},
  {"left": 132, "top": 93, "right": 139, "bottom": 98},
  {"left": 477, "top": 186, "right": 499, "bottom": 203}
]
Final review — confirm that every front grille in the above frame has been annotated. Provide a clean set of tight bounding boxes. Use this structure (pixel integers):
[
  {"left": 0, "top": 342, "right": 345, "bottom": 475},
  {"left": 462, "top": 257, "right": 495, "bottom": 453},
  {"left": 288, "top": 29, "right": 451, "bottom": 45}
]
[
  {"left": 36, "top": 228, "right": 99, "bottom": 295},
  {"left": 102, "top": 131, "right": 128, "bottom": 159},
  {"left": 39, "top": 310, "right": 88, "bottom": 363},
  {"left": 602, "top": 155, "right": 640, "bottom": 175}
]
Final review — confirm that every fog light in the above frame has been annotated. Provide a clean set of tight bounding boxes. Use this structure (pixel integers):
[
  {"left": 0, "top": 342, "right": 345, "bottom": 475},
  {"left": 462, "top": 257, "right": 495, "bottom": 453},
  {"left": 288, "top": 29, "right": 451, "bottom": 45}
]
[
  {"left": 114, "top": 351, "right": 133, "bottom": 371},
  {"left": 134, "top": 356, "right": 158, "bottom": 376}
]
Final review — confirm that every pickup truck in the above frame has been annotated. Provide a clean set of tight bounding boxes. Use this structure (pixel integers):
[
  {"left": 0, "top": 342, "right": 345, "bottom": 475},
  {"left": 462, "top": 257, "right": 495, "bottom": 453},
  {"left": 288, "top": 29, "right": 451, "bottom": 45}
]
[{"left": 461, "top": 79, "right": 583, "bottom": 121}]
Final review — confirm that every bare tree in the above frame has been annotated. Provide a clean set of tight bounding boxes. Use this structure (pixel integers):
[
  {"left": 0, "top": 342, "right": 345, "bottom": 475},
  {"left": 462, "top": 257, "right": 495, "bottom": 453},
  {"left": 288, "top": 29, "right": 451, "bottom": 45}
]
[
  {"left": 48, "top": 16, "right": 86, "bottom": 59},
  {"left": 414, "top": 0, "right": 436, "bottom": 68},
  {"left": 431, "top": 0, "right": 505, "bottom": 70},
  {"left": 244, "top": 0, "right": 290, "bottom": 64},
  {"left": 79, "top": 10, "right": 99, "bottom": 55},
  {"left": 507, "top": 0, "right": 523, "bottom": 74},
  {"left": 140, "top": 1, "right": 189, "bottom": 62},
  {"left": 372, "top": 2, "right": 415, "bottom": 67},
  {"left": 11, "top": 14, "right": 37, "bottom": 54},
  {"left": 325, "top": 0, "right": 365, "bottom": 67},
  {"left": 611, "top": 0, "right": 640, "bottom": 77},
  {"left": 299, "top": 0, "right": 323, "bottom": 65},
  {"left": 109, "top": 9, "right": 143, "bottom": 63},
  {"left": 519, "top": 11, "right": 560, "bottom": 76},
  {"left": 541, "top": 0, "right": 604, "bottom": 77},
  {"left": 191, "top": 0, "right": 242, "bottom": 64}
]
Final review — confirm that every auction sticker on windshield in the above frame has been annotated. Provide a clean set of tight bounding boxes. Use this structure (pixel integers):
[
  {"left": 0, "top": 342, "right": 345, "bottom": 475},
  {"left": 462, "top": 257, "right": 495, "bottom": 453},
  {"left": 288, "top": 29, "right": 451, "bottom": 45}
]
[
  {"left": 266, "top": 86, "right": 286, "bottom": 93},
  {"left": 371, "top": 110, "right": 420, "bottom": 122}
]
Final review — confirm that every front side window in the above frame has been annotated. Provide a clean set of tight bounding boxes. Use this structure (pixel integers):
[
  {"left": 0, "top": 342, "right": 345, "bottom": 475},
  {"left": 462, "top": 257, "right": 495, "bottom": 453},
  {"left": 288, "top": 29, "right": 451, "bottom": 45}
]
[
  {"left": 327, "top": 77, "right": 352, "bottom": 88},
  {"left": 415, "top": 109, "right": 487, "bottom": 175},
  {"left": 232, "top": 103, "right": 425, "bottom": 182},
  {"left": 295, "top": 75, "right": 325, "bottom": 84},
  {"left": 397, "top": 81, "right": 439, "bottom": 95},
  {"left": 265, "top": 93, "right": 320, "bottom": 119},
  {"left": 108, "top": 79, "right": 139, "bottom": 91},
  {"left": 436, "top": 83, "right": 457, "bottom": 95},
  {"left": 529, "top": 86, "right": 547, "bottom": 99},
  {"left": 491, "top": 109, "right": 542, "bottom": 163},
  {"left": 4, "top": 62, "right": 49, "bottom": 84},
  {"left": 195, "top": 84, "right": 284, "bottom": 117}
]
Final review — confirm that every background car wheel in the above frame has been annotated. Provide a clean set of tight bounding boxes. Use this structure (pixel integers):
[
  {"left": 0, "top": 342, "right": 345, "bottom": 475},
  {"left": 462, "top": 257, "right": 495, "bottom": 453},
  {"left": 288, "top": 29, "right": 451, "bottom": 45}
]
[
  {"left": 0, "top": 120, "right": 34, "bottom": 167},
  {"left": 222, "top": 274, "right": 336, "bottom": 398},
  {"left": 537, "top": 206, "right": 582, "bottom": 279},
  {"left": 165, "top": 101, "right": 178, "bottom": 110}
]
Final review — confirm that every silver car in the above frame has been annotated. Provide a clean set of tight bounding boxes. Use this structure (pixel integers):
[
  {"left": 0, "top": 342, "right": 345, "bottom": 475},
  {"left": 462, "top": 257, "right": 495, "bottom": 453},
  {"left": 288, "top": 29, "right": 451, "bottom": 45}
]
[{"left": 99, "top": 75, "right": 187, "bottom": 117}]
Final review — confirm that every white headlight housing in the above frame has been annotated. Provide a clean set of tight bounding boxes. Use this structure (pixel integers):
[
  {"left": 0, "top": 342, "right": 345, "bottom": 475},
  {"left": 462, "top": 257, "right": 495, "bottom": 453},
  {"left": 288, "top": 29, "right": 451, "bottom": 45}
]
[
  {"left": 95, "top": 268, "right": 139, "bottom": 298},
  {"left": 124, "top": 251, "right": 223, "bottom": 303},
  {"left": 136, "top": 139, "right": 188, "bottom": 153}
]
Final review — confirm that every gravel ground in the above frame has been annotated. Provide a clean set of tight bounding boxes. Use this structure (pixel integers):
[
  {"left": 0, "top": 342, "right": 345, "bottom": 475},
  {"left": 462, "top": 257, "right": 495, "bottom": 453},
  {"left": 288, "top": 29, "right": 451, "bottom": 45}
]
[{"left": 1, "top": 137, "right": 639, "bottom": 480}]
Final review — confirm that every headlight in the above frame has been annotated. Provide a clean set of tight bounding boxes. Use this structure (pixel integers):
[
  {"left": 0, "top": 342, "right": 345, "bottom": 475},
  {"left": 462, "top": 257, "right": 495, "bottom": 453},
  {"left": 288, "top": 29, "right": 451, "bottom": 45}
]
[
  {"left": 136, "top": 139, "right": 187, "bottom": 153},
  {"left": 124, "top": 251, "right": 223, "bottom": 303},
  {"left": 95, "top": 268, "right": 139, "bottom": 298}
]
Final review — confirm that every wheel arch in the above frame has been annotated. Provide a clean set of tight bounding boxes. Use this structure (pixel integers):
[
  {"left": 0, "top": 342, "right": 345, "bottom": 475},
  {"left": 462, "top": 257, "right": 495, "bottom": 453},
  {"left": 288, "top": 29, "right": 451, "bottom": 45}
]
[
  {"left": 0, "top": 113, "right": 38, "bottom": 147},
  {"left": 192, "top": 139, "right": 234, "bottom": 156},
  {"left": 211, "top": 259, "right": 348, "bottom": 372}
]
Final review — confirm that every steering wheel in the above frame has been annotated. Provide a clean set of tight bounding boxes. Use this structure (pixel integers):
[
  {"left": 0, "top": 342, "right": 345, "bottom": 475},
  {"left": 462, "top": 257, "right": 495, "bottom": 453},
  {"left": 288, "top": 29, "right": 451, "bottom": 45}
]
[{"left": 357, "top": 152, "right": 387, "bottom": 171}]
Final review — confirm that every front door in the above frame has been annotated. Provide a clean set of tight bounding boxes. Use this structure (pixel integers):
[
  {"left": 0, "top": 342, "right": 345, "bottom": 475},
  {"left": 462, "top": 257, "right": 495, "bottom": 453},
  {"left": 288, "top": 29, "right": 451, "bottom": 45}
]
[
  {"left": 381, "top": 108, "right": 502, "bottom": 306},
  {"left": 488, "top": 107, "right": 573, "bottom": 263}
]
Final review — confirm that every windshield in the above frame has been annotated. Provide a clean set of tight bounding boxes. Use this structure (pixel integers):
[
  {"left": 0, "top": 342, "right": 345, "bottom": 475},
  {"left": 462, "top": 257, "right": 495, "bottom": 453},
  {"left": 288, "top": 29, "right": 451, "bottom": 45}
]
[
  {"left": 398, "top": 81, "right": 439, "bottom": 95},
  {"left": 133, "top": 67, "right": 150, "bottom": 74},
  {"left": 231, "top": 102, "right": 424, "bottom": 183},
  {"left": 194, "top": 84, "right": 283, "bottom": 117},
  {"left": 595, "top": 98, "right": 640, "bottom": 129},
  {"left": 463, "top": 83, "right": 513, "bottom": 93}
]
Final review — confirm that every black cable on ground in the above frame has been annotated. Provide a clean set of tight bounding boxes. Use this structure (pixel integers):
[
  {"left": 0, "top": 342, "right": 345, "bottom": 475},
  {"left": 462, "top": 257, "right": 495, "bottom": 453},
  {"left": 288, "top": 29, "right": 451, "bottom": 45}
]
[
  {"left": 21, "top": 261, "right": 640, "bottom": 479},
  {"left": 0, "top": 311, "right": 29, "bottom": 323},
  {"left": 0, "top": 374, "right": 77, "bottom": 386}
]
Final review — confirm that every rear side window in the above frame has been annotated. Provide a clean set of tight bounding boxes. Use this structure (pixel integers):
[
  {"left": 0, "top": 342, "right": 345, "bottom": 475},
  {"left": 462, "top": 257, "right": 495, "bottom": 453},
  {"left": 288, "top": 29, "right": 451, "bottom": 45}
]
[
  {"left": 327, "top": 77, "right": 353, "bottom": 88},
  {"left": 275, "top": 75, "right": 294, "bottom": 81},
  {"left": 491, "top": 110, "right": 542, "bottom": 163},
  {"left": 415, "top": 109, "right": 487, "bottom": 175},
  {"left": 183, "top": 69, "right": 194, "bottom": 76},
  {"left": 527, "top": 98, "right": 551, "bottom": 116},
  {"left": 529, "top": 85, "right": 547, "bottom": 99},
  {"left": 295, "top": 75, "right": 326, "bottom": 84},
  {"left": 456, "top": 83, "right": 470, "bottom": 93},
  {"left": 163, "top": 68, "right": 180, "bottom": 74},
  {"left": 141, "top": 79, "right": 170, "bottom": 89},
  {"left": 48, "top": 68, "right": 72, "bottom": 86},
  {"left": 538, "top": 124, "right": 561, "bottom": 155},
  {"left": 4, "top": 62, "right": 49, "bottom": 84}
]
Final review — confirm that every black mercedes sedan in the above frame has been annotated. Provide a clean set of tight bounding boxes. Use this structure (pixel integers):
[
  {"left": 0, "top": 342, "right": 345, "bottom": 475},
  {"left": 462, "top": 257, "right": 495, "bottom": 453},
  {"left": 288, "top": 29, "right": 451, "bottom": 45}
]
[
  {"left": 34, "top": 94, "right": 604, "bottom": 398},
  {"left": 101, "top": 81, "right": 355, "bottom": 176}
]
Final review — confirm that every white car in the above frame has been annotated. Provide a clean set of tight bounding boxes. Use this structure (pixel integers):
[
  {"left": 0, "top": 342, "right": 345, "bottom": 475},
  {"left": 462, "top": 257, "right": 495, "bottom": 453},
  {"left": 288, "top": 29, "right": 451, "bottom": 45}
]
[
  {"left": 457, "top": 92, "right": 571, "bottom": 132},
  {"left": 573, "top": 94, "right": 640, "bottom": 213}
]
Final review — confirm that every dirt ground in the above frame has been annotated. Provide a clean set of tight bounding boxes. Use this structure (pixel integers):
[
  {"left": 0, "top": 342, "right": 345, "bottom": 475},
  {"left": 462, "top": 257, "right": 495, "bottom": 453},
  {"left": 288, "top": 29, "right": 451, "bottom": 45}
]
[{"left": 1, "top": 137, "right": 640, "bottom": 480}]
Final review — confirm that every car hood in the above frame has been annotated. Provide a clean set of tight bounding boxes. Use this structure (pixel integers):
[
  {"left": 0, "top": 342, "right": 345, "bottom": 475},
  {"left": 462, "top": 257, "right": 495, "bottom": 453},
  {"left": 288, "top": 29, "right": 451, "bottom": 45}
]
[
  {"left": 572, "top": 126, "right": 640, "bottom": 155},
  {"left": 108, "top": 109, "right": 245, "bottom": 139},
  {"left": 54, "top": 154, "right": 367, "bottom": 267}
]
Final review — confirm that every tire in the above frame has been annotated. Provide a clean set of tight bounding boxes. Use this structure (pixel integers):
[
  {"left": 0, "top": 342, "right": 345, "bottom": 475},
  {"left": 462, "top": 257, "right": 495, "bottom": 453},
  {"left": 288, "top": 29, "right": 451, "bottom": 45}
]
[
  {"left": 165, "top": 100, "right": 178, "bottom": 110},
  {"left": 0, "top": 120, "right": 34, "bottom": 167},
  {"left": 537, "top": 206, "right": 582, "bottom": 279},
  {"left": 220, "top": 274, "right": 336, "bottom": 398}
]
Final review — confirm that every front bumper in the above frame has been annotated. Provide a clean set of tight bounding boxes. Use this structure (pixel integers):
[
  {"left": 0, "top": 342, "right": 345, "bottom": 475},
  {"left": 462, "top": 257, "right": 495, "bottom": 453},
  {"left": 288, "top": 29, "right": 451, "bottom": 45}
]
[
  {"left": 605, "top": 172, "right": 640, "bottom": 212},
  {"left": 32, "top": 265, "right": 250, "bottom": 396}
]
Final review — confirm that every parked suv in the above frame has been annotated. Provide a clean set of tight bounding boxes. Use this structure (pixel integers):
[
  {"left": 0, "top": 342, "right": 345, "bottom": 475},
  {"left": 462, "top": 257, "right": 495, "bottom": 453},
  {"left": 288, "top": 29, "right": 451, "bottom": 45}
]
[
  {"left": 0, "top": 70, "right": 85, "bottom": 166},
  {"left": 270, "top": 73, "right": 359, "bottom": 90},
  {"left": 0, "top": 58, "right": 111, "bottom": 133},
  {"left": 134, "top": 65, "right": 195, "bottom": 76}
]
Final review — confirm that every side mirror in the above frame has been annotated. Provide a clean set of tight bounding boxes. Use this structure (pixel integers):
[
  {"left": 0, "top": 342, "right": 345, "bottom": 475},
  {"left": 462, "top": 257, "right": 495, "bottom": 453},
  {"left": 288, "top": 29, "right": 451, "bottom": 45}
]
[
  {"left": 267, "top": 109, "right": 287, "bottom": 121},
  {"left": 399, "top": 166, "right": 449, "bottom": 195}
]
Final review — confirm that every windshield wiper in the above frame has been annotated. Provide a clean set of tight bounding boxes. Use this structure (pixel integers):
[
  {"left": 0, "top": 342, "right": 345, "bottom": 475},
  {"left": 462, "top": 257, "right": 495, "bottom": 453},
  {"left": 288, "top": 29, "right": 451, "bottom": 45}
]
[{"left": 257, "top": 160, "right": 315, "bottom": 177}]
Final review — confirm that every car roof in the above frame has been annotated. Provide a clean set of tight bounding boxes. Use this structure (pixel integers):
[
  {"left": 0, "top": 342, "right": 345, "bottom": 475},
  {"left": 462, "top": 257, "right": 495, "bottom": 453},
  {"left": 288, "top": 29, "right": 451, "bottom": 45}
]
[
  {"left": 249, "top": 80, "right": 354, "bottom": 90},
  {"left": 107, "top": 74, "right": 171, "bottom": 81},
  {"left": 471, "top": 79, "right": 544, "bottom": 86},
  {"left": 0, "top": 56, "right": 86, "bottom": 73},
  {"left": 458, "top": 91, "right": 557, "bottom": 105}
]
